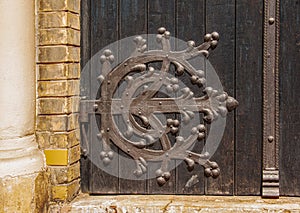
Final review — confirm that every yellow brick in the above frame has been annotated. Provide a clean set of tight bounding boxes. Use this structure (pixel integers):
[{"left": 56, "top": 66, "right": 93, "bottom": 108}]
[
  {"left": 38, "top": 28, "right": 80, "bottom": 46},
  {"left": 38, "top": 46, "right": 79, "bottom": 63},
  {"left": 68, "top": 129, "right": 80, "bottom": 148},
  {"left": 51, "top": 179, "right": 80, "bottom": 201},
  {"left": 38, "top": 97, "right": 69, "bottom": 114},
  {"left": 49, "top": 162, "right": 80, "bottom": 184},
  {"left": 67, "top": 113, "right": 79, "bottom": 131},
  {"left": 70, "top": 96, "right": 80, "bottom": 113},
  {"left": 38, "top": 79, "right": 79, "bottom": 97},
  {"left": 53, "top": 130, "right": 80, "bottom": 148},
  {"left": 50, "top": 132, "right": 68, "bottom": 148},
  {"left": 38, "top": 12, "right": 80, "bottom": 30},
  {"left": 38, "top": 0, "right": 80, "bottom": 13},
  {"left": 68, "top": 145, "right": 80, "bottom": 164},
  {"left": 37, "top": 96, "right": 80, "bottom": 115},
  {"left": 38, "top": 80, "right": 68, "bottom": 97},
  {"left": 36, "top": 131, "right": 50, "bottom": 149},
  {"left": 38, "top": 63, "right": 80, "bottom": 80},
  {"left": 36, "top": 130, "right": 79, "bottom": 149},
  {"left": 37, "top": 115, "right": 68, "bottom": 131},
  {"left": 68, "top": 80, "right": 80, "bottom": 96},
  {"left": 44, "top": 149, "right": 68, "bottom": 166}
]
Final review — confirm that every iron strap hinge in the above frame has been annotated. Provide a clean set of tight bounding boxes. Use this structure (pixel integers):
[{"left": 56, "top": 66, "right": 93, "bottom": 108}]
[
  {"left": 79, "top": 99, "right": 92, "bottom": 157},
  {"left": 262, "top": 0, "right": 280, "bottom": 198}
]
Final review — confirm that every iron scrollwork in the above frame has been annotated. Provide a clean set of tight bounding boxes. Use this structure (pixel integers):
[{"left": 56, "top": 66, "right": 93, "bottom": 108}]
[{"left": 80, "top": 27, "right": 238, "bottom": 186}]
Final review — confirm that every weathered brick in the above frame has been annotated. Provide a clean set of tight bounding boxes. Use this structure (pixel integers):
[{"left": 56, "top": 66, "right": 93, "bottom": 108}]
[
  {"left": 50, "top": 130, "right": 79, "bottom": 148},
  {"left": 38, "top": 80, "right": 68, "bottom": 97},
  {"left": 70, "top": 96, "right": 80, "bottom": 113},
  {"left": 36, "top": 131, "right": 50, "bottom": 149},
  {"left": 68, "top": 145, "right": 80, "bottom": 164},
  {"left": 38, "top": 63, "right": 80, "bottom": 80},
  {"left": 38, "top": 28, "right": 80, "bottom": 46},
  {"left": 36, "top": 130, "right": 79, "bottom": 149},
  {"left": 49, "top": 132, "right": 68, "bottom": 148},
  {"left": 37, "top": 115, "right": 68, "bottom": 131},
  {"left": 38, "top": 0, "right": 80, "bottom": 13},
  {"left": 38, "top": 12, "right": 80, "bottom": 30},
  {"left": 37, "top": 96, "right": 80, "bottom": 115},
  {"left": 51, "top": 179, "right": 80, "bottom": 201},
  {"left": 67, "top": 113, "right": 79, "bottom": 131},
  {"left": 65, "top": 129, "right": 80, "bottom": 148},
  {"left": 68, "top": 80, "right": 80, "bottom": 97},
  {"left": 37, "top": 113, "right": 79, "bottom": 131},
  {"left": 38, "top": 80, "right": 79, "bottom": 97},
  {"left": 49, "top": 162, "right": 80, "bottom": 184},
  {"left": 38, "top": 97, "right": 69, "bottom": 114},
  {"left": 38, "top": 46, "right": 79, "bottom": 63}
]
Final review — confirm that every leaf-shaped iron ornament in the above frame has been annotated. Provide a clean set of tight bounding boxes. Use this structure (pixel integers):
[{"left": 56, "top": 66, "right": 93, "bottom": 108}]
[{"left": 80, "top": 27, "right": 238, "bottom": 186}]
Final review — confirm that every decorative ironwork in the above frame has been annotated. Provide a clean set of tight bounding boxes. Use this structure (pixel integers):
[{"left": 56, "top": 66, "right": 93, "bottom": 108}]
[
  {"left": 262, "top": 0, "right": 280, "bottom": 198},
  {"left": 80, "top": 27, "right": 238, "bottom": 186}
]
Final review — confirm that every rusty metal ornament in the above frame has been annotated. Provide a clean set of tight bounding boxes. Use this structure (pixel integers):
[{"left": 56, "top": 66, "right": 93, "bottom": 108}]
[{"left": 80, "top": 27, "right": 238, "bottom": 186}]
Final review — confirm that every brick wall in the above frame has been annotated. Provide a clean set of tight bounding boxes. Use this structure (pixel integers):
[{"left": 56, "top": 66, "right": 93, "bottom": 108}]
[{"left": 36, "top": 0, "right": 81, "bottom": 202}]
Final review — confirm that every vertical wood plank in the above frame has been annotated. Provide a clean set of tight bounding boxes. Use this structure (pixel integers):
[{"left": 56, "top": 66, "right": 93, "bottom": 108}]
[
  {"left": 118, "top": 0, "right": 147, "bottom": 194},
  {"left": 147, "top": 0, "right": 176, "bottom": 194},
  {"left": 235, "top": 0, "right": 263, "bottom": 195},
  {"left": 175, "top": 0, "right": 206, "bottom": 195},
  {"left": 89, "top": 0, "right": 119, "bottom": 193},
  {"left": 120, "top": 0, "right": 147, "bottom": 38},
  {"left": 205, "top": 0, "right": 235, "bottom": 195},
  {"left": 80, "top": 0, "right": 91, "bottom": 193},
  {"left": 279, "top": 0, "right": 300, "bottom": 196},
  {"left": 148, "top": 0, "right": 175, "bottom": 33}
]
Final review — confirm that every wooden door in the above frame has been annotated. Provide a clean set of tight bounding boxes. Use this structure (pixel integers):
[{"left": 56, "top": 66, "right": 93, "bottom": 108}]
[{"left": 80, "top": 0, "right": 300, "bottom": 196}]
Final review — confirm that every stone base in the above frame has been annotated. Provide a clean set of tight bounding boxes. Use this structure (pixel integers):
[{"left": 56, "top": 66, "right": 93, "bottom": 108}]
[
  {"left": 49, "top": 194, "right": 300, "bottom": 213},
  {"left": 0, "top": 172, "right": 49, "bottom": 213}
]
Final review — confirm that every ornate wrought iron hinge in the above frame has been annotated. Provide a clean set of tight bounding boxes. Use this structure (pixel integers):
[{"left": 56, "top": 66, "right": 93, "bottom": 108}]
[
  {"left": 80, "top": 27, "right": 238, "bottom": 186},
  {"left": 262, "top": 0, "right": 280, "bottom": 198}
]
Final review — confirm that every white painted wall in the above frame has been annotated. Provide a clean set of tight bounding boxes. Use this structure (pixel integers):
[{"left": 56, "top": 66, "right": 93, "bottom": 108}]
[{"left": 0, "top": 0, "right": 44, "bottom": 178}]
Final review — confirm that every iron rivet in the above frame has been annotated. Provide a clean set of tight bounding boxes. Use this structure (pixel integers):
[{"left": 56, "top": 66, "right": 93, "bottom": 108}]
[
  {"left": 127, "top": 149, "right": 130, "bottom": 153},
  {"left": 268, "top": 136, "right": 274, "bottom": 143},
  {"left": 107, "top": 80, "right": 111, "bottom": 84},
  {"left": 138, "top": 111, "right": 142, "bottom": 115},
  {"left": 107, "top": 128, "right": 110, "bottom": 132},
  {"left": 93, "top": 104, "right": 98, "bottom": 112},
  {"left": 120, "top": 105, "right": 124, "bottom": 109},
  {"left": 159, "top": 101, "right": 162, "bottom": 105},
  {"left": 269, "top": 17, "right": 275, "bottom": 25},
  {"left": 124, "top": 63, "right": 127, "bottom": 66}
]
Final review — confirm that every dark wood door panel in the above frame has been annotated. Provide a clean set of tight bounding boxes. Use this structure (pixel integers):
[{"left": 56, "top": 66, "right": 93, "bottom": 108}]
[
  {"left": 235, "top": 0, "right": 263, "bottom": 195},
  {"left": 279, "top": 0, "right": 300, "bottom": 196},
  {"left": 80, "top": 0, "right": 265, "bottom": 195}
]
